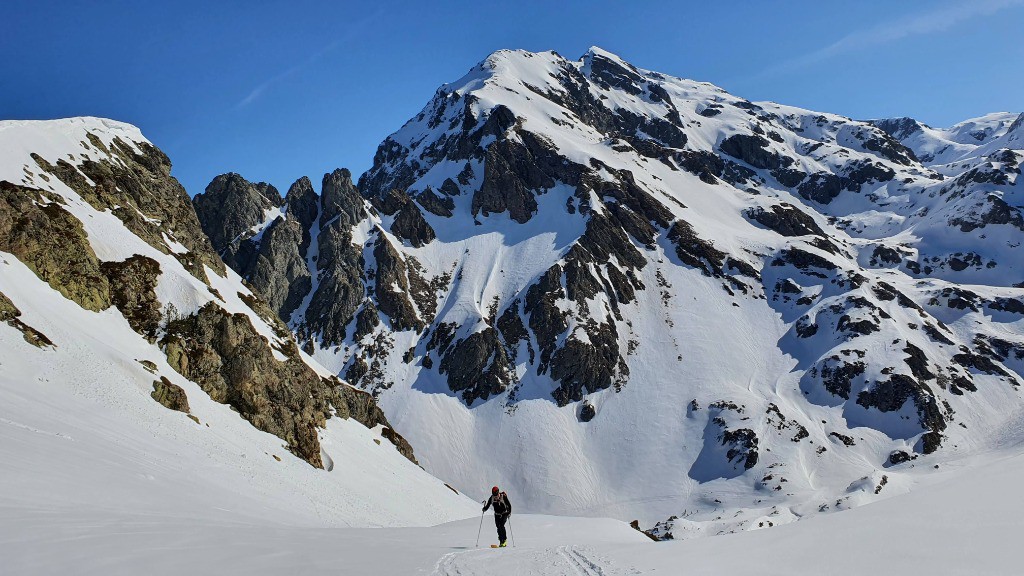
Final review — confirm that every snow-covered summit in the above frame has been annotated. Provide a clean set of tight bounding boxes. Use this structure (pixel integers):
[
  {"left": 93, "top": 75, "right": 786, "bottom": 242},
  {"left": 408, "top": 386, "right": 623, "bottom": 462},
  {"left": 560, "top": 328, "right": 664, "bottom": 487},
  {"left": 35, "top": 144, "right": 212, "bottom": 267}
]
[{"left": 192, "top": 46, "right": 1024, "bottom": 536}]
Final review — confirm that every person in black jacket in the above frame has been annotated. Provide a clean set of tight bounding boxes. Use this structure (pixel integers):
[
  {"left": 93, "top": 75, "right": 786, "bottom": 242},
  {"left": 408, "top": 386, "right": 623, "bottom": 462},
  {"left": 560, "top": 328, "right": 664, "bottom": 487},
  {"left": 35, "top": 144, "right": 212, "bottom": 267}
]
[{"left": 482, "top": 486, "right": 512, "bottom": 547}]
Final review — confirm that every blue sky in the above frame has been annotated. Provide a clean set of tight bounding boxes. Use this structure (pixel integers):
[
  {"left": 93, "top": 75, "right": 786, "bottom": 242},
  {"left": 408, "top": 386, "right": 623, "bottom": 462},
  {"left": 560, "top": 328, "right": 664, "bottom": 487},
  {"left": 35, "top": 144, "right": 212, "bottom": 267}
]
[{"left": 3, "top": 0, "right": 1022, "bottom": 196}]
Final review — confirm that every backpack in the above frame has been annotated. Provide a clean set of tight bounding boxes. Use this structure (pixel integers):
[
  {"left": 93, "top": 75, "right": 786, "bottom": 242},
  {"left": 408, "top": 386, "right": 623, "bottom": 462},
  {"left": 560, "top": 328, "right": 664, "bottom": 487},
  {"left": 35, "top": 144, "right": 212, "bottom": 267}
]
[{"left": 493, "top": 492, "right": 510, "bottom": 514}]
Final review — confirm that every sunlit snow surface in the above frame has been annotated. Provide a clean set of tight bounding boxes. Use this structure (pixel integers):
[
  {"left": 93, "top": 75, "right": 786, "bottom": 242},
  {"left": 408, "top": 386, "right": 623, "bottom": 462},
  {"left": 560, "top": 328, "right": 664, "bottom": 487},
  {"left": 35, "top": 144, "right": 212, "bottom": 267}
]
[
  {"left": 5, "top": 441, "right": 1023, "bottom": 575},
  {"left": 309, "top": 48, "right": 1024, "bottom": 528},
  {"left": 1, "top": 58, "right": 1023, "bottom": 575},
  {"left": 0, "top": 119, "right": 478, "bottom": 541}
]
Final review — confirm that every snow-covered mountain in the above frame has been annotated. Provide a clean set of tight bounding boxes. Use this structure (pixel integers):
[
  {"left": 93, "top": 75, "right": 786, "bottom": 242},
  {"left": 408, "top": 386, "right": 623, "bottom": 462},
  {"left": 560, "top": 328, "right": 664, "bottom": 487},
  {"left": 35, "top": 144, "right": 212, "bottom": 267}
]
[
  {"left": 197, "top": 46, "right": 1023, "bottom": 533},
  {"left": 0, "top": 117, "right": 476, "bottom": 530}
]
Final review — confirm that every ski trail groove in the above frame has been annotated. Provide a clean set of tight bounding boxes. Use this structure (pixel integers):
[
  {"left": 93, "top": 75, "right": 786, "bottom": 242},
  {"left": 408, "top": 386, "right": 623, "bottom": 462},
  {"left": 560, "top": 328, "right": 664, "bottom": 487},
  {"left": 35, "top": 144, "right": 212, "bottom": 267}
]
[
  {"left": 558, "top": 545, "right": 608, "bottom": 576},
  {"left": 430, "top": 551, "right": 462, "bottom": 576}
]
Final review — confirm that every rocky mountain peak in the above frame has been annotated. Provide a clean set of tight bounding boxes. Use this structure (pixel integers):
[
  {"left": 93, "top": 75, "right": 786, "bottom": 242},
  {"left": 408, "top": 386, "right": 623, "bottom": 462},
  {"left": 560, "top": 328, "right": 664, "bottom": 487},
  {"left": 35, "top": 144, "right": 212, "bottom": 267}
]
[
  {"left": 194, "top": 48, "right": 1023, "bottom": 525},
  {"left": 193, "top": 172, "right": 282, "bottom": 253}
]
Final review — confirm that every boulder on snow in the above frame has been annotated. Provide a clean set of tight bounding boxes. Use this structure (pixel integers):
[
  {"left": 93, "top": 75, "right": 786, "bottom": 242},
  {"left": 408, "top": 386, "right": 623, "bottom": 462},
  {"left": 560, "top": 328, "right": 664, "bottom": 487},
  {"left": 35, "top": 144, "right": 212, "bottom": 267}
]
[{"left": 151, "top": 376, "right": 190, "bottom": 413}]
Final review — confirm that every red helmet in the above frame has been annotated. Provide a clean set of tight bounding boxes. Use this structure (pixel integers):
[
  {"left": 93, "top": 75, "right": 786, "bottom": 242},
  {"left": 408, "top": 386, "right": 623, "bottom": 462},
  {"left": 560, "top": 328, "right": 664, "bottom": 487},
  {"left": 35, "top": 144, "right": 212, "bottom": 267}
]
[{"left": 491, "top": 486, "right": 500, "bottom": 494}]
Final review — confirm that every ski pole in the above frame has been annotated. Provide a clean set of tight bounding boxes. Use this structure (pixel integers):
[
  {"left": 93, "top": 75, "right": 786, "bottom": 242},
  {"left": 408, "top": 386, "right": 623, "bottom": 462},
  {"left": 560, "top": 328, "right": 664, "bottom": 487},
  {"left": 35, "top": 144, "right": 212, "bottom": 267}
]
[
  {"left": 509, "top": 514, "right": 515, "bottom": 547},
  {"left": 475, "top": 502, "right": 485, "bottom": 548}
]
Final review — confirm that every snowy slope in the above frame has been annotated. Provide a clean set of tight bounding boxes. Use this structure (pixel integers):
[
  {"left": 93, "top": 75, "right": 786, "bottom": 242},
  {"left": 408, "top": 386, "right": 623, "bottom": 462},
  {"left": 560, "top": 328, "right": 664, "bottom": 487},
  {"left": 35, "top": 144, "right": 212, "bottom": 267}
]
[
  {"left": 195, "top": 47, "right": 1024, "bottom": 536},
  {"left": 873, "top": 111, "right": 1023, "bottom": 166},
  {"left": 5, "top": 408, "right": 1022, "bottom": 575},
  {"left": 0, "top": 118, "right": 477, "bottom": 532}
]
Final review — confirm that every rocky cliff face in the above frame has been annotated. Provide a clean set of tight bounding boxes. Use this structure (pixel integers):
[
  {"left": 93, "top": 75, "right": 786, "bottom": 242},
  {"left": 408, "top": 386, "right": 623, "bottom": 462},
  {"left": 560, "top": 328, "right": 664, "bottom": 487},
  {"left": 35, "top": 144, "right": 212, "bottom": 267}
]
[
  {"left": 194, "top": 48, "right": 1023, "bottom": 527},
  {"left": 0, "top": 118, "right": 417, "bottom": 469}
]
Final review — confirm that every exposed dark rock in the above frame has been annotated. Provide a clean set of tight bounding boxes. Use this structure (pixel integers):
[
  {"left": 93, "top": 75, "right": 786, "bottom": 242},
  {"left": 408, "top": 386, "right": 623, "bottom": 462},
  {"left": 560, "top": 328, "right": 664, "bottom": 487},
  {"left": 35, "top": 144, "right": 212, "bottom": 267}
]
[
  {"left": 722, "top": 428, "right": 759, "bottom": 469},
  {"left": 391, "top": 200, "right": 436, "bottom": 248},
  {"left": 771, "top": 247, "right": 838, "bottom": 275},
  {"left": 859, "top": 130, "right": 917, "bottom": 165},
  {"left": 675, "top": 150, "right": 725, "bottom": 184},
  {"left": 416, "top": 186, "right": 455, "bottom": 217},
  {"left": 698, "top": 105, "right": 722, "bottom": 117},
  {"left": 587, "top": 49, "right": 645, "bottom": 95},
  {"left": 922, "top": 322, "right": 956, "bottom": 346},
  {"left": 550, "top": 320, "right": 627, "bottom": 405},
  {"left": 857, "top": 374, "right": 947, "bottom": 452},
  {"left": 842, "top": 159, "right": 895, "bottom": 191},
  {"left": 296, "top": 209, "right": 366, "bottom": 349},
  {"left": 814, "top": 356, "right": 866, "bottom": 399},
  {"left": 353, "top": 302, "right": 380, "bottom": 342},
  {"left": 438, "top": 327, "right": 514, "bottom": 404},
  {"left": 797, "top": 173, "right": 843, "bottom": 204},
  {"left": 667, "top": 219, "right": 726, "bottom": 277},
  {"left": 829, "top": 432, "right": 856, "bottom": 446},
  {"left": 496, "top": 300, "right": 532, "bottom": 362},
  {"left": 473, "top": 128, "right": 582, "bottom": 223},
  {"left": 236, "top": 216, "right": 312, "bottom": 321},
  {"left": 321, "top": 168, "right": 366, "bottom": 227},
  {"left": 950, "top": 195, "right": 1024, "bottom": 233},
  {"left": 870, "top": 246, "right": 902, "bottom": 266},
  {"left": 100, "top": 255, "right": 162, "bottom": 342},
  {"left": 720, "top": 134, "right": 786, "bottom": 170},
  {"left": 795, "top": 316, "right": 819, "bottom": 338},
  {"left": 193, "top": 173, "right": 279, "bottom": 254},
  {"left": 871, "top": 117, "right": 923, "bottom": 141},
  {"left": 771, "top": 167, "right": 806, "bottom": 188},
  {"left": 745, "top": 204, "right": 824, "bottom": 237},
  {"left": 888, "top": 450, "right": 914, "bottom": 466},
  {"left": 952, "top": 351, "right": 1010, "bottom": 378},
  {"left": 766, "top": 403, "right": 809, "bottom": 442},
  {"left": 903, "top": 342, "right": 935, "bottom": 381},
  {"left": 284, "top": 177, "right": 320, "bottom": 253},
  {"left": 373, "top": 234, "right": 425, "bottom": 332},
  {"left": 579, "top": 401, "right": 596, "bottom": 422}
]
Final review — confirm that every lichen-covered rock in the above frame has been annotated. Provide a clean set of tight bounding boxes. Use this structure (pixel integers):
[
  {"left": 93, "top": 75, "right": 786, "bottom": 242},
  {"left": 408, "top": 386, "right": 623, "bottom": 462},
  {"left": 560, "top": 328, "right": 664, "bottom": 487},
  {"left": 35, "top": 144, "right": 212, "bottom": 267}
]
[
  {"left": 37, "top": 137, "right": 225, "bottom": 278},
  {"left": 151, "top": 376, "right": 190, "bottom": 413},
  {"left": 162, "top": 303, "right": 329, "bottom": 466},
  {"left": 0, "top": 181, "right": 111, "bottom": 311},
  {"left": 161, "top": 302, "right": 417, "bottom": 466},
  {"left": 0, "top": 290, "right": 53, "bottom": 348}
]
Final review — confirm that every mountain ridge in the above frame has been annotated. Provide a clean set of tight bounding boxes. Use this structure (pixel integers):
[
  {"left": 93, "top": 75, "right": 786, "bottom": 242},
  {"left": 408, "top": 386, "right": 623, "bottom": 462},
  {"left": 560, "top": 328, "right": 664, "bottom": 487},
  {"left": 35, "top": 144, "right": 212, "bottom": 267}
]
[
  {"left": 138, "top": 46, "right": 1024, "bottom": 529},
  {"left": 0, "top": 115, "right": 475, "bottom": 529}
]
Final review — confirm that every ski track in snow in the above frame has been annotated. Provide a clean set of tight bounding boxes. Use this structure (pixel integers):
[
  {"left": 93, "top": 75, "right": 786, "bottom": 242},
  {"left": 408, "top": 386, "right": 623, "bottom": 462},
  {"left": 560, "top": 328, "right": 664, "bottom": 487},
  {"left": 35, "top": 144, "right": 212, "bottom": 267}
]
[{"left": 431, "top": 545, "right": 633, "bottom": 576}]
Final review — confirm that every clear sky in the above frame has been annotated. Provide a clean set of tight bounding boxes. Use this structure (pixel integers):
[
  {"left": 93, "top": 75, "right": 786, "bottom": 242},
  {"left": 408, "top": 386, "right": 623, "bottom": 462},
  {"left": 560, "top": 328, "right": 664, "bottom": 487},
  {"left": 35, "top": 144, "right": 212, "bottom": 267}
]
[{"left": 3, "top": 0, "right": 1022, "bottom": 196}]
